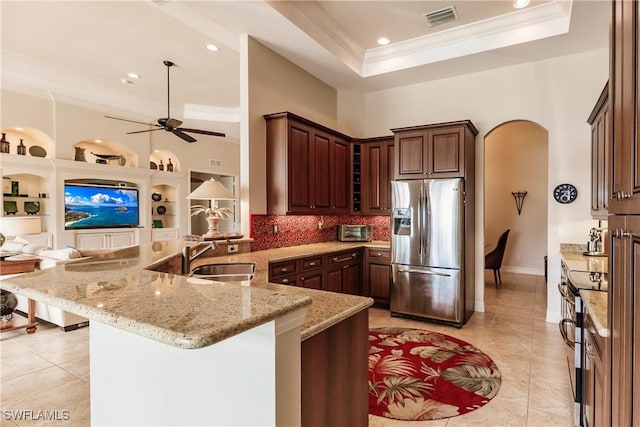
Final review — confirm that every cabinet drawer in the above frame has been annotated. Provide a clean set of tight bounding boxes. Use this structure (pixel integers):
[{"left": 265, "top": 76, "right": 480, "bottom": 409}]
[
  {"left": 271, "top": 275, "right": 298, "bottom": 286},
  {"left": 269, "top": 260, "right": 298, "bottom": 279},
  {"left": 328, "top": 250, "right": 360, "bottom": 268},
  {"left": 301, "top": 256, "right": 323, "bottom": 271},
  {"left": 366, "top": 248, "right": 390, "bottom": 261}
]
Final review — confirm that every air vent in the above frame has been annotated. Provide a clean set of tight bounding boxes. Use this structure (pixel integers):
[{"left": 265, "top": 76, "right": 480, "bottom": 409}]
[
  {"left": 209, "top": 159, "right": 222, "bottom": 167},
  {"left": 424, "top": 6, "right": 458, "bottom": 27}
]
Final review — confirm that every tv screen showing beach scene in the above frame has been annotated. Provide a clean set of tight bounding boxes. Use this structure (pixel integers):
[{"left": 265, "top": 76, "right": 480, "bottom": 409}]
[{"left": 65, "top": 184, "right": 139, "bottom": 229}]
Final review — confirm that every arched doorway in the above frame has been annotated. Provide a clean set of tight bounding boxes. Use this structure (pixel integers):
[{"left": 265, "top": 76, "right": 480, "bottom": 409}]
[{"left": 484, "top": 120, "right": 549, "bottom": 297}]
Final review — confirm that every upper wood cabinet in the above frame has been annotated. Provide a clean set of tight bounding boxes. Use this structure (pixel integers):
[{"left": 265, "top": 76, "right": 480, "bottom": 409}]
[
  {"left": 587, "top": 82, "right": 610, "bottom": 220},
  {"left": 359, "top": 136, "right": 394, "bottom": 215},
  {"left": 392, "top": 121, "right": 478, "bottom": 179},
  {"left": 265, "top": 112, "right": 351, "bottom": 215},
  {"left": 610, "top": 0, "right": 640, "bottom": 214}
]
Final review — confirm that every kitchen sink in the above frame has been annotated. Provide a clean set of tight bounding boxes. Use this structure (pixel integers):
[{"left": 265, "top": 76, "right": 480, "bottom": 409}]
[{"left": 190, "top": 263, "right": 256, "bottom": 282}]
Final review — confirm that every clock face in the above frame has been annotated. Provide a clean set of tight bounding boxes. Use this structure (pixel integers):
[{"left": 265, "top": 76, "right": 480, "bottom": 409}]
[{"left": 553, "top": 183, "right": 578, "bottom": 204}]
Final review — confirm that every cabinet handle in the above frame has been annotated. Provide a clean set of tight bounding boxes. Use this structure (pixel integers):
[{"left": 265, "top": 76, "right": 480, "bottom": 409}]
[
  {"left": 376, "top": 252, "right": 382, "bottom": 256},
  {"left": 612, "top": 190, "right": 632, "bottom": 200},
  {"left": 309, "top": 262, "right": 316, "bottom": 266},
  {"left": 282, "top": 279, "right": 289, "bottom": 284},
  {"left": 281, "top": 267, "right": 288, "bottom": 272},
  {"left": 612, "top": 229, "right": 632, "bottom": 238},
  {"left": 343, "top": 265, "right": 348, "bottom": 269},
  {"left": 333, "top": 255, "right": 355, "bottom": 263},
  {"left": 300, "top": 277, "right": 305, "bottom": 281}
]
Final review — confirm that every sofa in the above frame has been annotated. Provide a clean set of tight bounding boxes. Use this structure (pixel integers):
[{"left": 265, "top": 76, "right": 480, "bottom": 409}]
[{"left": 1, "top": 236, "right": 89, "bottom": 331}]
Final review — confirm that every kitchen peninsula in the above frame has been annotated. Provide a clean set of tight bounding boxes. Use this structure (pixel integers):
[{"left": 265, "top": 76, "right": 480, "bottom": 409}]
[{"left": 0, "top": 240, "right": 375, "bottom": 426}]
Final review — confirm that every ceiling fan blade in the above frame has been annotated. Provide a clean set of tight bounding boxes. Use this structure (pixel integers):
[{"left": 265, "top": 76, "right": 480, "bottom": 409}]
[
  {"left": 165, "top": 118, "right": 183, "bottom": 129},
  {"left": 126, "top": 128, "right": 164, "bottom": 135},
  {"left": 171, "top": 129, "right": 197, "bottom": 143},
  {"left": 178, "top": 127, "right": 226, "bottom": 138},
  {"left": 105, "top": 115, "right": 158, "bottom": 127}
]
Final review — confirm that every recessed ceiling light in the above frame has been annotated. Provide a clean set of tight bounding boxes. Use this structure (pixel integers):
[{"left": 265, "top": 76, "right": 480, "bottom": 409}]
[
  {"left": 127, "top": 72, "right": 140, "bottom": 79},
  {"left": 95, "top": 139, "right": 102, "bottom": 143},
  {"left": 514, "top": 0, "right": 530, "bottom": 8},
  {"left": 120, "top": 78, "right": 133, "bottom": 84},
  {"left": 15, "top": 127, "right": 23, "bottom": 131},
  {"left": 377, "top": 37, "right": 390, "bottom": 46},
  {"left": 206, "top": 44, "right": 219, "bottom": 52}
]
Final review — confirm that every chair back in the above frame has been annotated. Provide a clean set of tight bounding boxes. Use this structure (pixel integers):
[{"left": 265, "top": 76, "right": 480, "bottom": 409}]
[{"left": 485, "top": 229, "right": 510, "bottom": 268}]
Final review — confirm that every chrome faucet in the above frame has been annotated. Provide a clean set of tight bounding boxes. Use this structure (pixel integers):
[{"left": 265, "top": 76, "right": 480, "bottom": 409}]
[{"left": 181, "top": 241, "right": 217, "bottom": 275}]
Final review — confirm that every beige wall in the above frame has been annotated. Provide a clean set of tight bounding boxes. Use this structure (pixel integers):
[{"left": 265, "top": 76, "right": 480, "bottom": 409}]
[
  {"left": 485, "top": 120, "right": 548, "bottom": 275},
  {"left": 244, "top": 36, "right": 338, "bottom": 218}
]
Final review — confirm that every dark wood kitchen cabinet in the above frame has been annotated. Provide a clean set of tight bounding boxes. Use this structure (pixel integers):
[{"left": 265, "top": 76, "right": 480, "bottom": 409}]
[
  {"left": 610, "top": 1, "right": 640, "bottom": 215},
  {"left": 359, "top": 136, "right": 394, "bottom": 215},
  {"left": 392, "top": 121, "right": 478, "bottom": 179},
  {"left": 326, "top": 249, "right": 361, "bottom": 295},
  {"left": 587, "top": 82, "right": 610, "bottom": 220},
  {"left": 609, "top": 2, "right": 640, "bottom": 425},
  {"left": 364, "top": 247, "right": 391, "bottom": 306},
  {"left": 583, "top": 303, "right": 607, "bottom": 427},
  {"left": 265, "top": 112, "right": 351, "bottom": 215}
]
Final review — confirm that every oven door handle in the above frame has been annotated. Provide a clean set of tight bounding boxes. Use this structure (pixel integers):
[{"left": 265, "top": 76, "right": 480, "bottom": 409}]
[
  {"left": 557, "top": 283, "right": 575, "bottom": 308},
  {"left": 559, "top": 318, "right": 576, "bottom": 349}
]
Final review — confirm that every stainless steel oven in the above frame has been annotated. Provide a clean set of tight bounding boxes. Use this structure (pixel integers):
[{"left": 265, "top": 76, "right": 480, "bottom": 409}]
[{"left": 558, "top": 262, "right": 608, "bottom": 427}]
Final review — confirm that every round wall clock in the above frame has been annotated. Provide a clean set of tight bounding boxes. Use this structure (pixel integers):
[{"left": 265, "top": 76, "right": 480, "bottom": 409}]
[{"left": 553, "top": 183, "right": 578, "bottom": 204}]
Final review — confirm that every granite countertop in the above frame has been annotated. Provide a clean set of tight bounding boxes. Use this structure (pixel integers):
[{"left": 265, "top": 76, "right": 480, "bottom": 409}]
[
  {"left": 560, "top": 244, "right": 608, "bottom": 338},
  {"left": 0, "top": 240, "right": 380, "bottom": 348},
  {"left": 581, "top": 290, "right": 608, "bottom": 338}
]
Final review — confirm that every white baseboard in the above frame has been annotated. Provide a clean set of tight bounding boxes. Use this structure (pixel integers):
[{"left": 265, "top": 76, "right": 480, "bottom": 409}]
[
  {"left": 502, "top": 265, "right": 544, "bottom": 276},
  {"left": 474, "top": 301, "right": 485, "bottom": 313},
  {"left": 546, "top": 310, "right": 561, "bottom": 324}
]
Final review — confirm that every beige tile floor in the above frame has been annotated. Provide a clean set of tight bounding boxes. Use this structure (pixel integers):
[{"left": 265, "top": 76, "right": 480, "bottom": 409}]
[{"left": 0, "top": 271, "right": 572, "bottom": 426}]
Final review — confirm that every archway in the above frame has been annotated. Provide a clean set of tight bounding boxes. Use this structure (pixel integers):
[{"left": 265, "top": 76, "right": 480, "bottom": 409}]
[{"left": 484, "top": 120, "right": 549, "bottom": 296}]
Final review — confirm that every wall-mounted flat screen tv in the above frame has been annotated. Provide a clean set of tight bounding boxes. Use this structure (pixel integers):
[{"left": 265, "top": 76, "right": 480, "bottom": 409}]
[{"left": 64, "top": 184, "right": 139, "bottom": 229}]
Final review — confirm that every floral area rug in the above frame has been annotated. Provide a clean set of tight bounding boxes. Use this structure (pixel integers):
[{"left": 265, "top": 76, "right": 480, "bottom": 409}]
[{"left": 368, "top": 327, "right": 501, "bottom": 421}]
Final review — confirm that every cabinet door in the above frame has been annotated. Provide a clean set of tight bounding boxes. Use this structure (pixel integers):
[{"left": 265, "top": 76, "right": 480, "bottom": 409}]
[
  {"left": 331, "top": 136, "right": 350, "bottom": 213},
  {"left": 583, "top": 321, "right": 596, "bottom": 427},
  {"left": 342, "top": 263, "right": 361, "bottom": 295},
  {"left": 362, "top": 140, "right": 393, "bottom": 215},
  {"left": 396, "top": 131, "right": 426, "bottom": 178},
  {"left": 609, "top": 215, "right": 640, "bottom": 426},
  {"left": 325, "top": 268, "right": 343, "bottom": 293},
  {"left": 368, "top": 263, "right": 391, "bottom": 303},
  {"left": 429, "top": 127, "right": 465, "bottom": 177},
  {"left": 311, "top": 129, "right": 332, "bottom": 211},
  {"left": 300, "top": 269, "right": 324, "bottom": 290},
  {"left": 610, "top": 0, "right": 640, "bottom": 214},
  {"left": 108, "top": 231, "right": 135, "bottom": 248},
  {"left": 76, "top": 232, "right": 106, "bottom": 249},
  {"left": 288, "top": 123, "right": 314, "bottom": 213}
]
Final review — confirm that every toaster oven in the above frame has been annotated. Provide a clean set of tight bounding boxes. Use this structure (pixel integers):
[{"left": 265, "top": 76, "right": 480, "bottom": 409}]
[{"left": 337, "top": 224, "right": 372, "bottom": 242}]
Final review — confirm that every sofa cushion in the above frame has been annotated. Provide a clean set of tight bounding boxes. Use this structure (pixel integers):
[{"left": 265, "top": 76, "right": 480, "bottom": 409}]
[
  {"left": 38, "top": 247, "right": 82, "bottom": 261},
  {"left": 22, "top": 243, "right": 50, "bottom": 255},
  {"left": 1, "top": 240, "right": 28, "bottom": 252}
]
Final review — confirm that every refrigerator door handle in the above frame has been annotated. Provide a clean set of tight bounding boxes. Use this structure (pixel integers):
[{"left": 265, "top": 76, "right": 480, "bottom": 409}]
[{"left": 397, "top": 268, "right": 452, "bottom": 277}]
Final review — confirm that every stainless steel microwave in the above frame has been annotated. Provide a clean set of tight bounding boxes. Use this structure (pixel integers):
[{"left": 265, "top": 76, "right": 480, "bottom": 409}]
[{"left": 337, "top": 224, "right": 372, "bottom": 242}]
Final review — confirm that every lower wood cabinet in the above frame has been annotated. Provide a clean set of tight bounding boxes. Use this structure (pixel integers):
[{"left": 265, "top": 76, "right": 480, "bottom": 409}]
[
  {"left": 268, "top": 248, "right": 364, "bottom": 296},
  {"left": 326, "top": 250, "right": 361, "bottom": 294},
  {"left": 583, "top": 305, "right": 608, "bottom": 427},
  {"left": 364, "top": 248, "right": 391, "bottom": 306}
]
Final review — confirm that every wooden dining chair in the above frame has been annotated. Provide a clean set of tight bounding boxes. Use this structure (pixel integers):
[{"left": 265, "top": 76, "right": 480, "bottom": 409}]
[{"left": 485, "top": 229, "right": 510, "bottom": 288}]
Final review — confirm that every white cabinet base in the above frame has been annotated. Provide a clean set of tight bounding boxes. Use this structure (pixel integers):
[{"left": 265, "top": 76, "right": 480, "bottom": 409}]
[
  {"left": 90, "top": 307, "right": 306, "bottom": 426},
  {"left": 75, "top": 229, "right": 137, "bottom": 249}
]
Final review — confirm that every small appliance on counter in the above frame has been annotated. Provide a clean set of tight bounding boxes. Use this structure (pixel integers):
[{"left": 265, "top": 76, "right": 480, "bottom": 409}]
[
  {"left": 337, "top": 224, "right": 372, "bottom": 242},
  {"left": 583, "top": 222, "right": 607, "bottom": 257}
]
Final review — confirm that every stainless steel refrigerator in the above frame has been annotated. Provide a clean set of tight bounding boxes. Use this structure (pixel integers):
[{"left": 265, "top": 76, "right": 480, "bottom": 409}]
[{"left": 391, "top": 178, "right": 471, "bottom": 326}]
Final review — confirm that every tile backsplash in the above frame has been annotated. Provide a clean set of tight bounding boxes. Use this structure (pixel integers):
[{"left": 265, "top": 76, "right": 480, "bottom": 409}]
[{"left": 250, "top": 214, "right": 391, "bottom": 251}]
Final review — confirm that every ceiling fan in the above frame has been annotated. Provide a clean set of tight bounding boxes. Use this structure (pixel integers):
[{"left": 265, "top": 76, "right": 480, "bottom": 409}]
[{"left": 105, "top": 60, "right": 225, "bottom": 143}]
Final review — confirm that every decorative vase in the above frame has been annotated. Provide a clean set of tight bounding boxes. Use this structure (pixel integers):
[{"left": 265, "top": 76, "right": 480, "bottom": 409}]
[
  {"left": 17, "top": 139, "right": 26, "bottom": 155},
  {"left": 74, "top": 146, "right": 86, "bottom": 162},
  {"left": 0, "top": 290, "right": 18, "bottom": 320},
  {"left": 118, "top": 155, "right": 126, "bottom": 166},
  {"left": 158, "top": 160, "right": 164, "bottom": 171},
  {"left": 0, "top": 133, "right": 9, "bottom": 154},
  {"left": 167, "top": 158, "right": 174, "bottom": 172}
]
